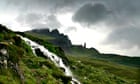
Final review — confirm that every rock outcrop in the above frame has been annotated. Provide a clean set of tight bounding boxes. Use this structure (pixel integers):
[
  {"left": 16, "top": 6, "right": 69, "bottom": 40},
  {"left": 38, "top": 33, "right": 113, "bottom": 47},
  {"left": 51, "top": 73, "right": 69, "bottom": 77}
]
[{"left": 0, "top": 43, "right": 9, "bottom": 69}]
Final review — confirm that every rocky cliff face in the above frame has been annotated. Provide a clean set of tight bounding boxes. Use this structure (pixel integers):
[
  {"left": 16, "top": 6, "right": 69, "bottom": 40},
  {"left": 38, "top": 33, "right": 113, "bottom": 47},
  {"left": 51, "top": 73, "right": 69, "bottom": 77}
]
[
  {"left": 0, "top": 43, "right": 8, "bottom": 69},
  {"left": 28, "top": 29, "right": 72, "bottom": 49}
]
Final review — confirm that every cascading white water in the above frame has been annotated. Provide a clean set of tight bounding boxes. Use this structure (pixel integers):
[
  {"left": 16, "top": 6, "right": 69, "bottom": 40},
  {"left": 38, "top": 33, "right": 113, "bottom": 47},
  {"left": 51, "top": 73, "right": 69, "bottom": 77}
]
[{"left": 20, "top": 36, "right": 81, "bottom": 84}]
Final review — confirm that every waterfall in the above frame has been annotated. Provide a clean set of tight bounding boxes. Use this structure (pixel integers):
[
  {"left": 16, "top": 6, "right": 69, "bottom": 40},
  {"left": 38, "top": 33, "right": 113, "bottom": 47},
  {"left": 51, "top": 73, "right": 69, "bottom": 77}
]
[{"left": 20, "top": 36, "right": 80, "bottom": 84}]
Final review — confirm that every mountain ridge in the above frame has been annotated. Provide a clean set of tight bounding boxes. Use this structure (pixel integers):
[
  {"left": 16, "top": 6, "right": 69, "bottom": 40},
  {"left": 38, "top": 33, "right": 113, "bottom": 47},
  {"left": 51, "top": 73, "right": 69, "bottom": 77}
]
[{"left": 26, "top": 28, "right": 140, "bottom": 68}]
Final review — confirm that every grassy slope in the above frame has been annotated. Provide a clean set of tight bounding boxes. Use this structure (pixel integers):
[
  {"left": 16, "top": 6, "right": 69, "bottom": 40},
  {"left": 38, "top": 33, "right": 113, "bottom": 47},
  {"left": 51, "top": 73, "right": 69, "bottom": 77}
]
[
  {"left": 0, "top": 25, "right": 71, "bottom": 84},
  {"left": 66, "top": 46, "right": 140, "bottom": 68},
  {"left": 68, "top": 56, "right": 139, "bottom": 84},
  {"left": 26, "top": 30, "right": 140, "bottom": 68},
  {"left": 23, "top": 31, "right": 139, "bottom": 84},
  {"left": 25, "top": 32, "right": 55, "bottom": 41},
  {"left": 17, "top": 32, "right": 69, "bottom": 64}
]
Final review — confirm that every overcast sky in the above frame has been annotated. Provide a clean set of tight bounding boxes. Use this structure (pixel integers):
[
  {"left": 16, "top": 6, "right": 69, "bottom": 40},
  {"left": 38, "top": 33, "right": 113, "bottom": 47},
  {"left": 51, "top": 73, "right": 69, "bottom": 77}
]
[{"left": 0, "top": 0, "right": 140, "bottom": 57}]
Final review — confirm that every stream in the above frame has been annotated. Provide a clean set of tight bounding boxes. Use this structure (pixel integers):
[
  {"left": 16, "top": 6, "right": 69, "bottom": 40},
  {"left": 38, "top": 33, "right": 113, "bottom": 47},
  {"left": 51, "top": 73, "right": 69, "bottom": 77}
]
[{"left": 20, "top": 36, "right": 81, "bottom": 84}]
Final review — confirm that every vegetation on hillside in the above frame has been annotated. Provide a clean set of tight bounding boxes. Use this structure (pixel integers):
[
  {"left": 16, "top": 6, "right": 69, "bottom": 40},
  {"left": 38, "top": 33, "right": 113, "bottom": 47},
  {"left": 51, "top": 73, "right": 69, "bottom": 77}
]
[
  {"left": 0, "top": 24, "right": 139, "bottom": 84},
  {"left": 28, "top": 29, "right": 140, "bottom": 68},
  {"left": 16, "top": 31, "right": 69, "bottom": 65},
  {"left": 68, "top": 56, "right": 139, "bottom": 84},
  {"left": 0, "top": 24, "right": 71, "bottom": 84},
  {"left": 24, "top": 28, "right": 140, "bottom": 84}
]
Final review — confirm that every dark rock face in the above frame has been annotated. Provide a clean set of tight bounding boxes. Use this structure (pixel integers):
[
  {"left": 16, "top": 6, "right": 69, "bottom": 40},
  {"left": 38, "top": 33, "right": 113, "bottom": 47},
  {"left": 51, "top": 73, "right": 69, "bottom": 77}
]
[
  {"left": 34, "top": 48, "right": 48, "bottom": 58},
  {"left": 29, "top": 29, "right": 72, "bottom": 49},
  {"left": 12, "top": 36, "right": 22, "bottom": 46},
  {"left": 60, "top": 67, "right": 65, "bottom": 72}
]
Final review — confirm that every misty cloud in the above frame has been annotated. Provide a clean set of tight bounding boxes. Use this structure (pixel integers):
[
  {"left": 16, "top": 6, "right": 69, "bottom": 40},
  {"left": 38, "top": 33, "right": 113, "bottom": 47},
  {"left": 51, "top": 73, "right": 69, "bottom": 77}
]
[
  {"left": 72, "top": 3, "right": 111, "bottom": 25},
  {"left": 64, "top": 26, "right": 77, "bottom": 33},
  {"left": 105, "top": 27, "right": 140, "bottom": 49},
  {"left": 45, "top": 15, "right": 61, "bottom": 29},
  {"left": 4, "top": 0, "right": 92, "bottom": 13},
  {"left": 3, "top": 0, "right": 140, "bottom": 16},
  {"left": 17, "top": 13, "right": 61, "bottom": 30},
  {"left": 101, "top": 0, "right": 140, "bottom": 50}
]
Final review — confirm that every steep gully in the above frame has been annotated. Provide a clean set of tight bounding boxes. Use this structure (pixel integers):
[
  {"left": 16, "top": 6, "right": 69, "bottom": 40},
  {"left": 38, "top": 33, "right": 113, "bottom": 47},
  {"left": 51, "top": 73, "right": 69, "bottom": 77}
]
[{"left": 20, "top": 36, "right": 81, "bottom": 84}]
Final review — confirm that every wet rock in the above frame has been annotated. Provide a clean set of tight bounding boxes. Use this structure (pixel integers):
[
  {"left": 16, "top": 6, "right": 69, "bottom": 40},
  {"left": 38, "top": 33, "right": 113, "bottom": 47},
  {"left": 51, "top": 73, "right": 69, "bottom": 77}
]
[
  {"left": 35, "top": 48, "right": 48, "bottom": 58},
  {"left": 0, "top": 43, "right": 9, "bottom": 69},
  {"left": 60, "top": 67, "right": 66, "bottom": 72},
  {"left": 3, "top": 59, "right": 7, "bottom": 69},
  {"left": 0, "top": 49, "right": 7, "bottom": 56},
  {"left": 71, "top": 65, "right": 77, "bottom": 70},
  {"left": 13, "top": 63, "right": 24, "bottom": 84}
]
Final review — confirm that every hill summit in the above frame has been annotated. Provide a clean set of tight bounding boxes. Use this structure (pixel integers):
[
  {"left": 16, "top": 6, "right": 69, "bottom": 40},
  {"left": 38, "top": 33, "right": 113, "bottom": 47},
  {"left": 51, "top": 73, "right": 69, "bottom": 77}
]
[{"left": 28, "top": 29, "right": 72, "bottom": 49}]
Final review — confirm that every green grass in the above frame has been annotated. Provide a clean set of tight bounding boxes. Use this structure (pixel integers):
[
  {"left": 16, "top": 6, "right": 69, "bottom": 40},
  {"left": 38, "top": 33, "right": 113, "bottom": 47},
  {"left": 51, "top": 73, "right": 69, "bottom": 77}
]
[
  {"left": 17, "top": 32, "right": 69, "bottom": 64},
  {"left": 67, "top": 55, "right": 139, "bottom": 84},
  {"left": 65, "top": 46, "right": 140, "bottom": 68},
  {"left": 65, "top": 46, "right": 99, "bottom": 57},
  {"left": 0, "top": 25, "right": 71, "bottom": 84},
  {"left": 26, "top": 32, "right": 55, "bottom": 41}
]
